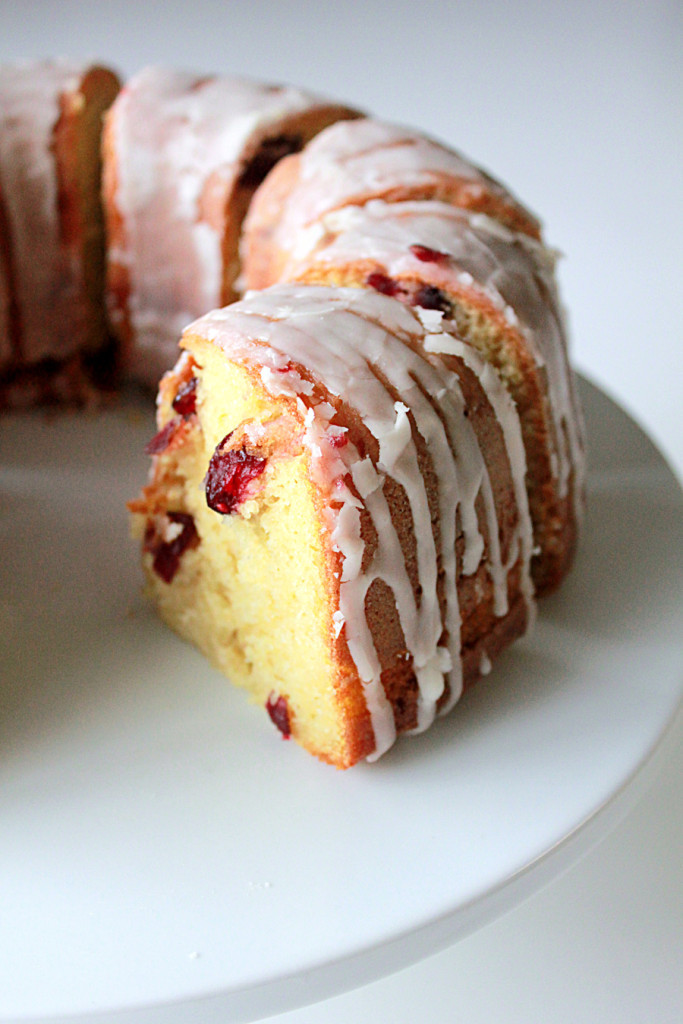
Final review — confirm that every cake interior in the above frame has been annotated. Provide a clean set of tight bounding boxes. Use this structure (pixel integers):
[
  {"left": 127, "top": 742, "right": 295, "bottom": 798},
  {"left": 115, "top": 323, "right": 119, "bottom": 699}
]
[{"left": 132, "top": 336, "right": 362, "bottom": 765}]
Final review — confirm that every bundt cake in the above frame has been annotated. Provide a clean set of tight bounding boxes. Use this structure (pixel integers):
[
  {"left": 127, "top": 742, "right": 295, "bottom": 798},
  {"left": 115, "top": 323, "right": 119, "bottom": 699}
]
[
  {"left": 0, "top": 59, "right": 120, "bottom": 405},
  {"left": 0, "top": 59, "right": 585, "bottom": 766},
  {"left": 102, "top": 67, "right": 359, "bottom": 387},
  {"left": 129, "top": 283, "right": 537, "bottom": 768}
]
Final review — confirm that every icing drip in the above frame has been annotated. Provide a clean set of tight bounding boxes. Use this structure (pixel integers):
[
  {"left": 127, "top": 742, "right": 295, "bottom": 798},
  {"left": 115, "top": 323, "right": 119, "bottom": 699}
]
[
  {"left": 188, "top": 284, "right": 535, "bottom": 759},
  {"left": 421, "top": 323, "right": 536, "bottom": 713}
]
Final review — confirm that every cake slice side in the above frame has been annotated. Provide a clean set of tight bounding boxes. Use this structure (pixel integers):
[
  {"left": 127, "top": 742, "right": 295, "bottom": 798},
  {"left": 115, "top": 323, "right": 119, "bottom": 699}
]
[{"left": 130, "top": 337, "right": 374, "bottom": 768}]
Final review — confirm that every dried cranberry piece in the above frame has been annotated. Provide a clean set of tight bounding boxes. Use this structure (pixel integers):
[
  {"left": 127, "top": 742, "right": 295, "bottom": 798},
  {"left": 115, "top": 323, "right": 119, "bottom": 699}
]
[
  {"left": 238, "top": 133, "right": 303, "bottom": 188},
  {"left": 172, "top": 376, "right": 198, "bottom": 418},
  {"left": 412, "top": 285, "right": 453, "bottom": 316},
  {"left": 144, "top": 512, "right": 200, "bottom": 584},
  {"left": 409, "top": 243, "right": 451, "bottom": 265},
  {"left": 205, "top": 436, "right": 267, "bottom": 515},
  {"left": 366, "top": 272, "right": 403, "bottom": 297},
  {"left": 145, "top": 417, "right": 181, "bottom": 455},
  {"left": 266, "top": 692, "right": 291, "bottom": 738}
]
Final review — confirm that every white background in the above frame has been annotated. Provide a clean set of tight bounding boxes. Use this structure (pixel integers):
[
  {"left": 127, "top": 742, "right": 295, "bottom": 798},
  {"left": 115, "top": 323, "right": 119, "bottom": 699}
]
[{"left": 1, "top": 2, "right": 681, "bottom": 1022}]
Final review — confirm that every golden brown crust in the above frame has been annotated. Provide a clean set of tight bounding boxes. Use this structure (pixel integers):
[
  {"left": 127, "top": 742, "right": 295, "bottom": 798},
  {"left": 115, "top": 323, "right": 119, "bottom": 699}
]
[
  {"left": 240, "top": 153, "right": 306, "bottom": 290},
  {"left": 361, "top": 341, "right": 529, "bottom": 737}
]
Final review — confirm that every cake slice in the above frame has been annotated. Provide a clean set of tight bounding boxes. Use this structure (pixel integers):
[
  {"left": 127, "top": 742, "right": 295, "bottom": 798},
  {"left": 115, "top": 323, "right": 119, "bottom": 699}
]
[
  {"left": 102, "top": 67, "right": 359, "bottom": 387},
  {"left": 130, "top": 283, "right": 535, "bottom": 768},
  {"left": 241, "top": 116, "right": 542, "bottom": 291},
  {"left": 0, "top": 60, "right": 120, "bottom": 405},
  {"left": 259, "top": 199, "right": 585, "bottom": 593}
]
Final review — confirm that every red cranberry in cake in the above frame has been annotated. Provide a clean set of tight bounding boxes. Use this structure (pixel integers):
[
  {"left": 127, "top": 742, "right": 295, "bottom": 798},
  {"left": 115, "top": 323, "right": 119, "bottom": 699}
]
[
  {"left": 366, "top": 272, "right": 404, "bottom": 297},
  {"left": 144, "top": 511, "right": 200, "bottom": 583},
  {"left": 409, "top": 243, "right": 451, "bottom": 265},
  {"left": 172, "top": 376, "right": 198, "bottom": 417},
  {"left": 412, "top": 285, "right": 453, "bottom": 316},
  {"left": 266, "top": 692, "right": 291, "bottom": 738},
  {"left": 205, "top": 436, "right": 267, "bottom": 515},
  {"left": 144, "top": 418, "right": 182, "bottom": 456},
  {"left": 238, "top": 133, "right": 304, "bottom": 188}
]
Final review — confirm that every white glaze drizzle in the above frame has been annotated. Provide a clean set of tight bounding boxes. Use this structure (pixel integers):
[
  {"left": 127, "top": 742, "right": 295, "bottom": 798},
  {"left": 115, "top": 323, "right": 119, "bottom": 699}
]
[
  {"left": 419, "top": 312, "right": 536, "bottom": 712},
  {"left": 186, "top": 284, "right": 534, "bottom": 759},
  {"left": 280, "top": 198, "right": 585, "bottom": 528}
]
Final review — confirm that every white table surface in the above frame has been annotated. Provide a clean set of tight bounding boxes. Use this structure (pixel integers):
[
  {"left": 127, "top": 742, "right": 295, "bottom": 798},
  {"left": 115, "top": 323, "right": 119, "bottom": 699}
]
[{"left": 2, "top": 2, "right": 681, "bottom": 1022}]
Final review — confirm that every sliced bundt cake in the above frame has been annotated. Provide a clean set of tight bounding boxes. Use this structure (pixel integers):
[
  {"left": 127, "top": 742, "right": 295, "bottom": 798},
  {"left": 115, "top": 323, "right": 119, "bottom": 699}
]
[{"left": 130, "top": 283, "right": 536, "bottom": 767}]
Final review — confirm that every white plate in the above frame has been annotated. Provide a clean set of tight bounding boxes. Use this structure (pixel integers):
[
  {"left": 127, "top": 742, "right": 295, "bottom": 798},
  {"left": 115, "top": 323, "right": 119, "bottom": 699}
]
[{"left": 1, "top": 377, "right": 681, "bottom": 1024}]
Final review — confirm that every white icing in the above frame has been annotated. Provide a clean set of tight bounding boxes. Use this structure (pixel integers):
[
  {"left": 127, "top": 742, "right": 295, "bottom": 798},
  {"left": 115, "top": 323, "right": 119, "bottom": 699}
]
[
  {"left": 187, "top": 283, "right": 535, "bottom": 759},
  {"left": 422, "top": 329, "right": 536, "bottom": 644}
]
